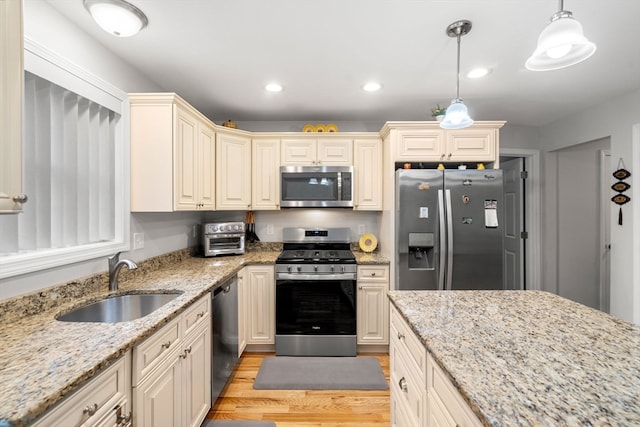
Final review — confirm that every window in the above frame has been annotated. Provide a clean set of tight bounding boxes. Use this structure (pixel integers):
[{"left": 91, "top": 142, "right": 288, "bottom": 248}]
[{"left": 0, "top": 39, "right": 129, "bottom": 279}]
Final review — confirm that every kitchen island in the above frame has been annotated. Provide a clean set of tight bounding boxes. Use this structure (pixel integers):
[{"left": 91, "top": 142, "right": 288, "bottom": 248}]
[{"left": 388, "top": 290, "right": 640, "bottom": 426}]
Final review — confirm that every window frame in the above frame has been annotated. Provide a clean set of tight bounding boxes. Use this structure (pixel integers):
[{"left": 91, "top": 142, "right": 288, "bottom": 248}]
[{"left": 0, "top": 38, "right": 130, "bottom": 279}]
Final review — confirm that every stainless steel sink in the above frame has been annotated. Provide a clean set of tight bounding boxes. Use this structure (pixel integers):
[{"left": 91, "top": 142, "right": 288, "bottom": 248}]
[{"left": 56, "top": 292, "right": 182, "bottom": 323}]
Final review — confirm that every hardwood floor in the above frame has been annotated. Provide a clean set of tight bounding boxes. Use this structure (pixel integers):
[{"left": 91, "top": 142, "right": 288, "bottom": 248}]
[{"left": 206, "top": 353, "right": 390, "bottom": 426}]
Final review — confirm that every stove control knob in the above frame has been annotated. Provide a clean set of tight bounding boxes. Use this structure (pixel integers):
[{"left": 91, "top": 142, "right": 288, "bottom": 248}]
[
  {"left": 287, "top": 266, "right": 292, "bottom": 273},
  {"left": 314, "top": 266, "right": 318, "bottom": 272},
  {"left": 331, "top": 265, "right": 335, "bottom": 272},
  {"left": 341, "top": 266, "right": 345, "bottom": 273},
  {"left": 297, "top": 266, "right": 302, "bottom": 272}
]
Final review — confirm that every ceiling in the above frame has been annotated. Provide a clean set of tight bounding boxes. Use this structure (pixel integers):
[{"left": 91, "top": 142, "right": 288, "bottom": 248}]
[{"left": 43, "top": 0, "right": 640, "bottom": 128}]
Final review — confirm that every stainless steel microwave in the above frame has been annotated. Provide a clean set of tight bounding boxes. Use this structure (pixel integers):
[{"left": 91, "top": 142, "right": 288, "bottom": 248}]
[{"left": 280, "top": 166, "right": 353, "bottom": 208}]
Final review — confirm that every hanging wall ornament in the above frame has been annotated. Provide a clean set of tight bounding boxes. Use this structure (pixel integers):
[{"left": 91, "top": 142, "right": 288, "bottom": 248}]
[{"left": 612, "top": 158, "right": 631, "bottom": 225}]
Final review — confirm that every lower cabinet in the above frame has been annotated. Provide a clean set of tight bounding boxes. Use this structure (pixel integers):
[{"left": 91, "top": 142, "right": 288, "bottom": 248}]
[
  {"left": 390, "top": 305, "right": 483, "bottom": 427},
  {"left": 133, "top": 295, "right": 211, "bottom": 427},
  {"left": 356, "top": 265, "right": 389, "bottom": 346},
  {"left": 242, "top": 265, "right": 275, "bottom": 345},
  {"left": 33, "top": 351, "right": 132, "bottom": 427}
]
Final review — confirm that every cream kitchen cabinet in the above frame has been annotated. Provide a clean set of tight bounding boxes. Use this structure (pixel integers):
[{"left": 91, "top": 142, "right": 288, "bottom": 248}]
[
  {"left": 130, "top": 93, "right": 216, "bottom": 211},
  {"left": 216, "top": 129, "right": 252, "bottom": 210},
  {"left": 427, "top": 354, "right": 483, "bottom": 427},
  {"left": 33, "top": 351, "right": 131, "bottom": 427},
  {"left": 281, "top": 138, "right": 353, "bottom": 166},
  {"left": 357, "top": 265, "right": 389, "bottom": 346},
  {"left": 133, "top": 295, "right": 211, "bottom": 427},
  {"left": 244, "top": 265, "right": 275, "bottom": 345},
  {"left": 252, "top": 138, "right": 280, "bottom": 210},
  {"left": 353, "top": 138, "right": 383, "bottom": 210},
  {"left": 237, "top": 268, "right": 248, "bottom": 355},
  {"left": 0, "top": 0, "right": 25, "bottom": 213}
]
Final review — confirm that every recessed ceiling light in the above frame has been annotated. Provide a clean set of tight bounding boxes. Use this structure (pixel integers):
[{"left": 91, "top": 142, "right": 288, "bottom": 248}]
[
  {"left": 265, "top": 83, "right": 284, "bottom": 92},
  {"left": 362, "top": 82, "right": 382, "bottom": 92},
  {"left": 466, "top": 68, "right": 490, "bottom": 79}
]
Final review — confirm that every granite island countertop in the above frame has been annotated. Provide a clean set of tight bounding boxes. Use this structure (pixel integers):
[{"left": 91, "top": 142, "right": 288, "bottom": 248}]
[
  {"left": 0, "top": 248, "right": 389, "bottom": 426},
  {"left": 388, "top": 290, "right": 640, "bottom": 426}
]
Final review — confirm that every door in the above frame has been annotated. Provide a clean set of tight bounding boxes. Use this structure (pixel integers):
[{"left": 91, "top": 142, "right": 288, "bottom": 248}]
[
  {"left": 395, "top": 169, "right": 443, "bottom": 290},
  {"left": 445, "top": 170, "right": 504, "bottom": 290},
  {"left": 501, "top": 158, "right": 525, "bottom": 290}
]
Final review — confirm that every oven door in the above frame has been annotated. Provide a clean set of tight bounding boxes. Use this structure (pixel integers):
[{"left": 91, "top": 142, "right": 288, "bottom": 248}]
[{"left": 275, "top": 276, "right": 357, "bottom": 356}]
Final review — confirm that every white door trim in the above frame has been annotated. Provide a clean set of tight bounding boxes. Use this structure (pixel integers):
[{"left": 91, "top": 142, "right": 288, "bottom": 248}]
[
  {"left": 500, "top": 148, "right": 542, "bottom": 291},
  {"left": 599, "top": 149, "right": 611, "bottom": 313}
]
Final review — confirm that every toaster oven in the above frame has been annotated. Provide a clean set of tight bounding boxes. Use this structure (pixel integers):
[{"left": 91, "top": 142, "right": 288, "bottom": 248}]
[{"left": 201, "top": 222, "right": 245, "bottom": 257}]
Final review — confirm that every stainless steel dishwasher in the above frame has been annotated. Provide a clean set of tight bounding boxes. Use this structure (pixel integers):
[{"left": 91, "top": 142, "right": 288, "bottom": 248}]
[{"left": 211, "top": 275, "right": 239, "bottom": 405}]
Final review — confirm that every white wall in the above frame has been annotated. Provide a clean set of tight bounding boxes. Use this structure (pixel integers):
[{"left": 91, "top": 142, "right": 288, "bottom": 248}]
[{"left": 539, "top": 88, "right": 640, "bottom": 323}]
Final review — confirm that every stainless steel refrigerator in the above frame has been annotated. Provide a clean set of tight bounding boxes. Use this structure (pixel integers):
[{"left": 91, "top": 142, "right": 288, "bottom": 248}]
[{"left": 395, "top": 169, "right": 504, "bottom": 290}]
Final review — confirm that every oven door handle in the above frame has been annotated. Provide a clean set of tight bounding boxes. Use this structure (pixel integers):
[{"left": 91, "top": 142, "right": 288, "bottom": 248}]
[{"left": 276, "top": 273, "right": 357, "bottom": 281}]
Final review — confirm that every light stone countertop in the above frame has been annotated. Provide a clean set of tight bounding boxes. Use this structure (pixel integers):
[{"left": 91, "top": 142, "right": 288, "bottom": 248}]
[
  {"left": 0, "top": 248, "right": 388, "bottom": 427},
  {"left": 388, "top": 290, "right": 640, "bottom": 427}
]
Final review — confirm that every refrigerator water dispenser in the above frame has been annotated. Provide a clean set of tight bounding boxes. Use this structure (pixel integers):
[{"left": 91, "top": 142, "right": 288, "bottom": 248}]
[{"left": 408, "top": 233, "right": 434, "bottom": 269}]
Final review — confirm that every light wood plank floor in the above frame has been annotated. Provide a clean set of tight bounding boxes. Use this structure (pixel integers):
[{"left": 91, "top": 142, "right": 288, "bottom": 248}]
[{"left": 206, "top": 352, "right": 390, "bottom": 426}]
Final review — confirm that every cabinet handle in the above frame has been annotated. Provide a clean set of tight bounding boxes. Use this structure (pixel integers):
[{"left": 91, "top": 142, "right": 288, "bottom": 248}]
[
  {"left": 197, "top": 311, "right": 205, "bottom": 318},
  {"left": 371, "top": 272, "right": 376, "bottom": 277},
  {"left": 397, "top": 332, "right": 405, "bottom": 340},
  {"left": 114, "top": 404, "right": 132, "bottom": 427},
  {"left": 358, "top": 286, "right": 363, "bottom": 290},
  {"left": 440, "top": 154, "right": 445, "bottom": 159},
  {"left": 12, "top": 194, "right": 28, "bottom": 204},
  {"left": 83, "top": 403, "right": 98, "bottom": 416},
  {"left": 180, "top": 345, "right": 193, "bottom": 359},
  {"left": 161, "top": 341, "right": 171, "bottom": 349},
  {"left": 399, "top": 377, "right": 408, "bottom": 393},
  {"left": 447, "top": 153, "right": 452, "bottom": 158}
]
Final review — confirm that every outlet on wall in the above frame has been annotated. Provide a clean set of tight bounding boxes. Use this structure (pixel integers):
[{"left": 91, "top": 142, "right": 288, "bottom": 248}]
[
  {"left": 133, "top": 233, "right": 145, "bottom": 250},
  {"left": 266, "top": 224, "right": 274, "bottom": 235},
  {"left": 358, "top": 224, "right": 366, "bottom": 235}
]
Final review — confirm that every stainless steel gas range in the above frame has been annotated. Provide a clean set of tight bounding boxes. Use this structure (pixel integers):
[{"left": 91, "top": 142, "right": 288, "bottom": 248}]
[{"left": 275, "top": 227, "right": 357, "bottom": 356}]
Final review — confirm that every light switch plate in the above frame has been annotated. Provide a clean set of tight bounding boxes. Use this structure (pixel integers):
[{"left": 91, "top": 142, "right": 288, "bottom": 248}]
[{"left": 133, "top": 233, "right": 145, "bottom": 250}]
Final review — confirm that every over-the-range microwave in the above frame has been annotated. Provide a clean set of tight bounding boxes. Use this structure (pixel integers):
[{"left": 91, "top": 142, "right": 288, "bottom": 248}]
[{"left": 280, "top": 165, "right": 353, "bottom": 208}]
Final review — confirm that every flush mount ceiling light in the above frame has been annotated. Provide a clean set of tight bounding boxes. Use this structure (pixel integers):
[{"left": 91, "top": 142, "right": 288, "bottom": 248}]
[
  {"left": 362, "top": 82, "right": 382, "bottom": 92},
  {"left": 265, "top": 83, "right": 284, "bottom": 92},
  {"left": 525, "top": 0, "right": 596, "bottom": 71},
  {"left": 84, "top": 0, "right": 148, "bottom": 37},
  {"left": 440, "top": 20, "right": 474, "bottom": 130},
  {"left": 466, "top": 67, "right": 490, "bottom": 79}
]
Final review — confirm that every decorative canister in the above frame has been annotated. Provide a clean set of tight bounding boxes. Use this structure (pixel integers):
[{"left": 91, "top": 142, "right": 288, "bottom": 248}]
[{"left": 222, "top": 120, "right": 237, "bottom": 129}]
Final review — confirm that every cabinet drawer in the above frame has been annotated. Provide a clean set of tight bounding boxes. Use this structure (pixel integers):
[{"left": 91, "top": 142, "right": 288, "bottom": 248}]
[
  {"left": 391, "top": 306, "right": 426, "bottom": 379},
  {"left": 357, "top": 265, "right": 389, "bottom": 282},
  {"left": 183, "top": 295, "right": 210, "bottom": 338},
  {"left": 33, "top": 353, "right": 129, "bottom": 427},
  {"left": 133, "top": 316, "right": 181, "bottom": 384},
  {"left": 428, "top": 354, "right": 483, "bottom": 427},
  {"left": 391, "top": 337, "right": 426, "bottom": 425}
]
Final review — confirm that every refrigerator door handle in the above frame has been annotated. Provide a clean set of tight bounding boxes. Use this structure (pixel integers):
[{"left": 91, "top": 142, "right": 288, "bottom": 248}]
[
  {"left": 445, "top": 189, "right": 454, "bottom": 290},
  {"left": 438, "top": 189, "right": 446, "bottom": 290}
]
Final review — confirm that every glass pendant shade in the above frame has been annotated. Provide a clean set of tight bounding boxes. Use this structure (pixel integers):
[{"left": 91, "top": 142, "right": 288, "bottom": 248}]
[
  {"left": 84, "top": 0, "right": 148, "bottom": 37},
  {"left": 440, "top": 99, "right": 474, "bottom": 129},
  {"left": 525, "top": 13, "right": 596, "bottom": 71}
]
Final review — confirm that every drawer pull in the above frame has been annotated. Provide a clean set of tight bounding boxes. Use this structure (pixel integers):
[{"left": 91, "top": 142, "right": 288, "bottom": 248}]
[
  {"left": 196, "top": 311, "right": 205, "bottom": 318},
  {"left": 180, "top": 346, "right": 192, "bottom": 359},
  {"left": 397, "top": 332, "right": 405, "bottom": 340},
  {"left": 371, "top": 272, "right": 376, "bottom": 276},
  {"left": 115, "top": 404, "right": 132, "bottom": 427},
  {"left": 399, "top": 377, "right": 408, "bottom": 393},
  {"left": 83, "top": 403, "right": 98, "bottom": 416},
  {"left": 161, "top": 341, "right": 171, "bottom": 349}
]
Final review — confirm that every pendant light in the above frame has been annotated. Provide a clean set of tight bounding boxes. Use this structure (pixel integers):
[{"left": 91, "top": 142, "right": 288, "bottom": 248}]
[
  {"left": 84, "top": 0, "right": 148, "bottom": 37},
  {"left": 525, "top": 0, "right": 596, "bottom": 71},
  {"left": 440, "top": 20, "right": 474, "bottom": 130}
]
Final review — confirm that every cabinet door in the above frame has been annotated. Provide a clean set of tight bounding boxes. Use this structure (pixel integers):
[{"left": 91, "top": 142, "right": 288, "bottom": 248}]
[
  {"left": 183, "top": 322, "right": 211, "bottom": 427},
  {"left": 216, "top": 132, "right": 252, "bottom": 210},
  {"left": 237, "top": 268, "right": 248, "bottom": 355},
  {"left": 247, "top": 265, "right": 275, "bottom": 344},
  {"left": 445, "top": 128, "right": 496, "bottom": 163},
  {"left": 354, "top": 139, "right": 382, "bottom": 210},
  {"left": 357, "top": 265, "right": 389, "bottom": 345},
  {"left": 252, "top": 138, "right": 281, "bottom": 210},
  {"left": 174, "top": 106, "right": 199, "bottom": 210},
  {"left": 395, "top": 129, "right": 445, "bottom": 161},
  {"left": 135, "top": 353, "right": 182, "bottom": 427},
  {"left": 198, "top": 122, "right": 216, "bottom": 210},
  {"left": 317, "top": 138, "right": 353, "bottom": 165},
  {"left": 0, "top": 0, "right": 24, "bottom": 213},
  {"left": 281, "top": 139, "right": 316, "bottom": 165}
]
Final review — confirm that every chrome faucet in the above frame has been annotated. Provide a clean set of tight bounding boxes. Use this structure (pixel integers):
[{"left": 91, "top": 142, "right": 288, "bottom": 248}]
[{"left": 108, "top": 252, "right": 138, "bottom": 292}]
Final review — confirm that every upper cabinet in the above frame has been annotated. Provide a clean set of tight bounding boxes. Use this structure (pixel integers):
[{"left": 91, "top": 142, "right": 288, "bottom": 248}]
[
  {"left": 381, "top": 121, "right": 505, "bottom": 168},
  {"left": 0, "top": 1, "right": 25, "bottom": 213},
  {"left": 281, "top": 138, "right": 353, "bottom": 166},
  {"left": 130, "top": 93, "right": 216, "bottom": 212},
  {"left": 216, "top": 130, "right": 252, "bottom": 210},
  {"left": 354, "top": 138, "right": 383, "bottom": 210},
  {"left": 252, "top": 138, "right": 280, "bottom": 210}
]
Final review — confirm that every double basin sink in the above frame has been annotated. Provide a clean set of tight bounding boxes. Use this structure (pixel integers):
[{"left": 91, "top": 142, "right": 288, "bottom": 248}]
[{"left": 57, "top": 291, "right": 183, "bottom": 323}]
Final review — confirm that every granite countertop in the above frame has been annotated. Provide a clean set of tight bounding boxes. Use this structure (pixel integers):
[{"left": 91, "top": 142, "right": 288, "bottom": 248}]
[
  {"left": 0, "top": 248, "right": 388, "bottom": 426},
  {"left": 388, "top": 290, "right": 640, "bottom": 426}
]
